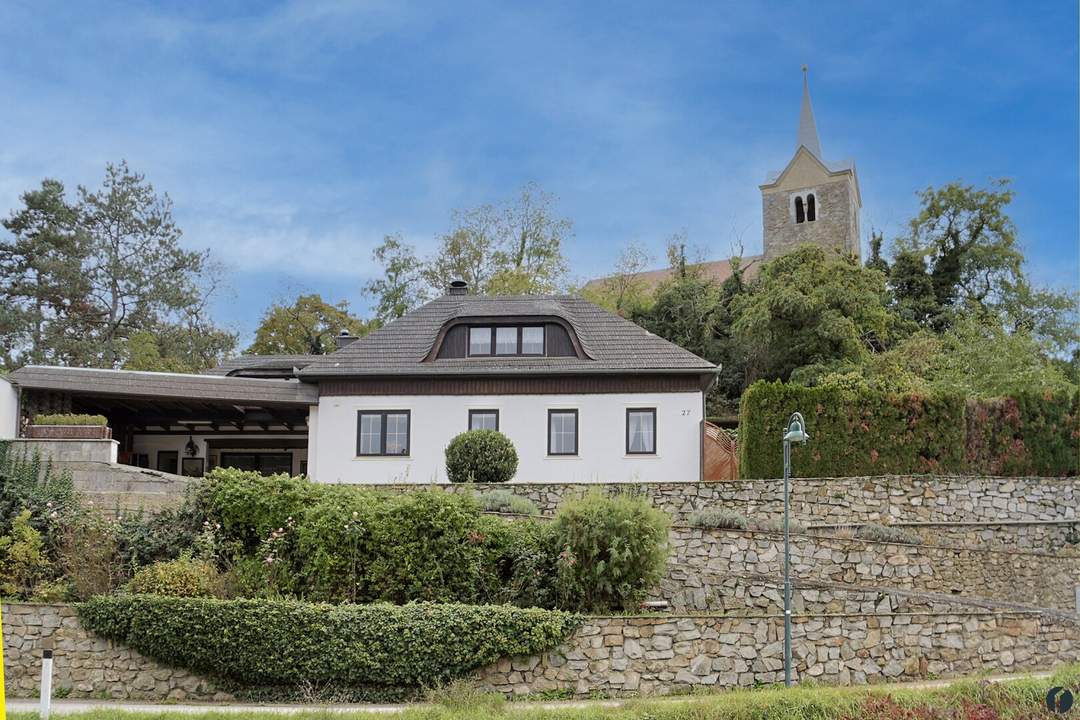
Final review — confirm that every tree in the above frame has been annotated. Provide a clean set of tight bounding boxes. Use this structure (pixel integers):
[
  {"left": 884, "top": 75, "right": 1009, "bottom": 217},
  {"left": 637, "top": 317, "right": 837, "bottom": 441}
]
[
  {"left": 886, "top": 179, "right": 1077, "bottom": 355},
  {"left": 817, "top": 314, "right": 1076, "bottom": 397},
  {"left": 487, "top": 182, "right": 570, "bottom": 294},
  {"left": 732, "top": 245, "right": 894, "bottom": 383},
  {"left": 248, "top": 294, "right": 370, "bottom": 355},
  {"left": 633, "top": 240, "right": 721, "bottom": 361},
  {"left": 0, "top": 162, "right": 235, "bottom": 370},
  {"left": 579, "top": 241, "right": 653, "bottom": 316},
  {"left": 363, "top": 234, "right": 427, "bottom": 324},
  {"left": 420, "top": 205, "right": 502, "bottom": 295},
  {"left": 0, "top": 179, "right": 85, "bottom": 368},
  {"left": 364, "top": 184, "right": 573, "bottom": 316}
]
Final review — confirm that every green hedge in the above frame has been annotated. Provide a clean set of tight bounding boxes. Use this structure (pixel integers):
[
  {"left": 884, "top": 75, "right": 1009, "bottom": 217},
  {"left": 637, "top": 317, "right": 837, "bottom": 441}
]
[
  {"left": 739, "top": 381, "right": 1079, "bottom": 478},
  {"left": 445, "top": 430, "right": 518, "bottom": 483},
  {"left": 31, "top": 413, "right": 107, "bottom": 426},
  {"left": 78, "top": 595, "right": 579, "bottom": 693}
]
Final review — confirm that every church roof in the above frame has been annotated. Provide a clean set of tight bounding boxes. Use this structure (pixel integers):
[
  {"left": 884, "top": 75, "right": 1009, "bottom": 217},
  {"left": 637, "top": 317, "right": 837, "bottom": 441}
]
[
  {"left": 797, "top": 67, "right": 824, "bottom": 160},
  {"left": 581, "top": 255, "right": 763, "bottom": 295}
]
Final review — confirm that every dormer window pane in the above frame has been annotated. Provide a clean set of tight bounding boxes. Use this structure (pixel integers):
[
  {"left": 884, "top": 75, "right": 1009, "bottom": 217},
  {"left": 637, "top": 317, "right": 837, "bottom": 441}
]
[
  {"left": 522, "top": 326, "right": 544, "bottom": 354},
  {"left": 495, "top": 327, "right": 518, "bottom": 355},
  {"left": 469, "top": 327, "right": 492, "bottom": 355}
]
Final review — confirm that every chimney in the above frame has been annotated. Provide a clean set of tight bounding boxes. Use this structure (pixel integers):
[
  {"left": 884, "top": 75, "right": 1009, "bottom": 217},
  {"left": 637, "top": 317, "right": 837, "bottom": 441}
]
[
  {"left": 335, "top": 329, "right": 358, "bottom": 350},
  {"left": 448, "top": 279, "right": 469, "bottom": 296}
]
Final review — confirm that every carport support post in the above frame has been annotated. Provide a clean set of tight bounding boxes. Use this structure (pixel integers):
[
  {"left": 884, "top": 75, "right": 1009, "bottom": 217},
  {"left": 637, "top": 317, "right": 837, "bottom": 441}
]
[{"left": 39, "top": 638, "right": 53, "bottom": 720}]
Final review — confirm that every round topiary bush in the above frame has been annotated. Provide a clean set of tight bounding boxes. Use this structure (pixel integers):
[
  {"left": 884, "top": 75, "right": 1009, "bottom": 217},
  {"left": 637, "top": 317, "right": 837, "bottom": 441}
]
[{"left": 444, "top": 430, "right": 518, "bottom": 484}]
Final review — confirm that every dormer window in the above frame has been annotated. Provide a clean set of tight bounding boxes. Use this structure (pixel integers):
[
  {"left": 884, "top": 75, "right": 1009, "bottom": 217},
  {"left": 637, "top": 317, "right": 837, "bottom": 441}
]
[
  {"left": 466, "top": 325, "right": 547, "bottom": 357},
  {"left": 469, "top": 327, "right": 492, "bottom": 355},
  {"left": 495, "top": 327, "right": 518, "bottom": 355},
  {"left": 522, "top": 326, "right": 544, "bottom": 354},
  {"left": 435, "top": 320, "right": 574, "bottom": 360}
]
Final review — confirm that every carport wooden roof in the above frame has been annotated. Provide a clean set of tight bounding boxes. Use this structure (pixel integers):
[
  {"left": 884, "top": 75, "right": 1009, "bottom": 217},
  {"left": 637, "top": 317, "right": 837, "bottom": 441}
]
[{"left": 9, "top": 365, "right": 319, "bottom": 406}]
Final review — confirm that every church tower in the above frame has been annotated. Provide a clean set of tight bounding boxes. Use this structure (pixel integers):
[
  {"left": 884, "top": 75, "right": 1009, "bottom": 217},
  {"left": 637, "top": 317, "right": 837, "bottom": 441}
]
[{"left": 759, "top": 68, "right": 861, "bottom": 260}]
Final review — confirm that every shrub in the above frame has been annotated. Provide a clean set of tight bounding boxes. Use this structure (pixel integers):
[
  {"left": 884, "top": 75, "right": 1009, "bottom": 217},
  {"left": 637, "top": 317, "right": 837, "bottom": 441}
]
[
  {"left": 31, "top": 413, "right": 108, "bottom": 426},
  {"left": 751, "top": 516, "right": 808, "bottom": 534},
  {"left": 476, "top": 489, "right": 539, "bottom": 516},
  {"left": 58, "top": 506, "right": 128, "bottom": 600},
  {"left": 855, "top": 523, "right": 923, "bottom": 545},
  {"left": 128, "top": 557, "right": 224, "bottom": 598},
  {"left": 0, "top": 509, "right": 50, "bottom": 598},
  {"left": 78, "top": 596, "right": 580, "bottom": 694},
  {"left": 445, "top": 430, "right": 519, "bottom": 484},
  {"left": 738, "top": 381, "right": 1079, "bottom": 478},
  {"left": 687, "top": 508, "right": 748, "bottom": 530},
  {"left": 0, "top": 442, "right": 77, "bottom": 554},
  {"left": 549, "top": 492, "right": 669, "bottom": 612},
  {"left": 203, "top": 467, "right": 324, "bottom": 549}
]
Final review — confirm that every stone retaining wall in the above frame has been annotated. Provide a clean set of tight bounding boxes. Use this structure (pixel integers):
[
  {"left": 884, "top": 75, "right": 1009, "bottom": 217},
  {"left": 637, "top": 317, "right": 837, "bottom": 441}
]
[
  {"left": 657, "top": 528, "right": 1080, "bottom": 613},
  {"left": 424, "top": 475, "right": 1078, "bottom": 525},
  {"left": 476, "top": 611, "right": 1080, "bottom": 697},
  {"left": 1, "top": 603, "right": 229, "bottom": 701},
  {"left": 4, "top": 603, "right": 1075, "bottom": 701}
]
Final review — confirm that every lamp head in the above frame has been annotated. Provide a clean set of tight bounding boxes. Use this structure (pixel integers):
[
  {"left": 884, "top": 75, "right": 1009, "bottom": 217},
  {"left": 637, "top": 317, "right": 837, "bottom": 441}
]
[{"left": 783, "top": 412, "right": 810, "bottom": 444}]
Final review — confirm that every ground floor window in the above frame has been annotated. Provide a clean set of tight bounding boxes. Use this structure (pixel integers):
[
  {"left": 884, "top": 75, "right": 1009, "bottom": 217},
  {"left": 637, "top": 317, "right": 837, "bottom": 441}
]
[
  {"left": 469, "top": 409, "right": 499, "bottom": 431},
  {"left": 548, "top": 409, "right": 578, "bottom": 455},
  {"left": 156, "top": 450, "right": 178, "bottom": 473},
  {"left": 220, "top": 452, "right": 293, "bottom": 475},
  {"left": 357, "top": 410, "right": 411, "bottom": 456},
  {"left": 626, "top": 408, "right": 657, "bottom": 454}
]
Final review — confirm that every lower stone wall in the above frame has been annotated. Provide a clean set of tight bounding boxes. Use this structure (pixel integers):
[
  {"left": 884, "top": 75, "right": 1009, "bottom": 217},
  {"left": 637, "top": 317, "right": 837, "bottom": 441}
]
[
  {"left": 1, "top": 603, "right": 229, "bottom": 701},
  {"left": 658, "top": 528, "right": 1080, "bottom": 613},
  {"left": 4, "top": 603, "right": 1075, "bottom": 701},
  {"left": 475, "top": 612, "right": 1080, "bottom": 697}
]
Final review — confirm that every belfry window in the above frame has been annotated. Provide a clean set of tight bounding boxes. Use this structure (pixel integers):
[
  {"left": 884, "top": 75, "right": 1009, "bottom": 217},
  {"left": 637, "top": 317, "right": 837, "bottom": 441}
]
[
  {"left": 794, "top": 196, "right": 805, "bottom": 224},
  {"left": 806, "top": 194, "right": 817, "bottom": 222}
]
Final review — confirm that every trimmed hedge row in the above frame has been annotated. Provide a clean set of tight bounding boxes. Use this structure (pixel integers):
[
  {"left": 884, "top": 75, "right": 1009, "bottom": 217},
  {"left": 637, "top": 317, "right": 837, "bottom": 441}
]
[
  {"left": 78, "top": 595, "right": 579, "bottom": 692},
  {"left": 739, "top": 381, "right": 1079, "bottom": 478},
  {"left": 31, "top": 413, "right": 108, "bottom": 426}
]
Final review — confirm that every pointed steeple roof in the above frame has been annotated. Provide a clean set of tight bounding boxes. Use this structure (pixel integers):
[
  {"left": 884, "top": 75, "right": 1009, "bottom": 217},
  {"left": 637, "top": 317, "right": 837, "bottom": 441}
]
[{"left": 796, "top": 65, "right": 823, "bottom": 159}]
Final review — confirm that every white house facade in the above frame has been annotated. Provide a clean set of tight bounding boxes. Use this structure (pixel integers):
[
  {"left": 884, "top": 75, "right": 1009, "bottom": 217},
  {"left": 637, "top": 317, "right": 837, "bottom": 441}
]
[{"left": 3, "top": 287, "right": 716, "bottom": 484}]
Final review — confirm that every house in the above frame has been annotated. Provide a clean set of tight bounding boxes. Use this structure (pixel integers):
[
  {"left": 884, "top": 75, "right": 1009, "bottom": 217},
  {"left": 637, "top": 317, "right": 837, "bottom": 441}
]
[{"left": 2, "top": 284, "right": 717, "bottom": 483}]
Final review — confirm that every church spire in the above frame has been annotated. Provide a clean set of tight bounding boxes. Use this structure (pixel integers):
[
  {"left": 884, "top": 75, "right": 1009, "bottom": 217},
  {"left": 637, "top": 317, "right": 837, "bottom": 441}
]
[{"left": 796, "top": 65, "right": 823, "bottom": 159}]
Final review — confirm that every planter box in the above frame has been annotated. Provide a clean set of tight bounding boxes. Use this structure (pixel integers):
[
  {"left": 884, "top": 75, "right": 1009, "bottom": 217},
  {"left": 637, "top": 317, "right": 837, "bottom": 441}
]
[{"left": 27, "top": 424, "right": 112, "bottom": 440}]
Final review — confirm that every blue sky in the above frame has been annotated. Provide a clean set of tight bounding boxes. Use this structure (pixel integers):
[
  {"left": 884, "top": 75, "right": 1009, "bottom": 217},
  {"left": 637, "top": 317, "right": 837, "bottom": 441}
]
[{"left": 1, "top": 1, "right": 1076, "bottom": 345}]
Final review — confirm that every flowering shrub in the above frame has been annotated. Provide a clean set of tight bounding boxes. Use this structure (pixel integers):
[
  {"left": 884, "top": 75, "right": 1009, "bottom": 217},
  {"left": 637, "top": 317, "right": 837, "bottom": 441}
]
[
  {"left": 78, "top": 595, "right": 580, "bottom": 695},
  {"left": 444, "top": 430, "right": 518, "bottom": 483}
]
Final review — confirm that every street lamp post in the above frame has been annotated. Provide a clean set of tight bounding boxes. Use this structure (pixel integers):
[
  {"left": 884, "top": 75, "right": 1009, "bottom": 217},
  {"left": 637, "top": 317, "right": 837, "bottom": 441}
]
[{"left": 782, "top": 411, "right": 809, "bottom": 688}]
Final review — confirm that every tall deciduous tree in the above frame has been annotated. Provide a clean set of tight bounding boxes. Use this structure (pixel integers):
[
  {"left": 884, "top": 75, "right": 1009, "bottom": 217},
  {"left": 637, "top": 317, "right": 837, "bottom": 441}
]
[
  {"left": 248, "top": 294, "right": 370, "bottom": 355},
  {"left": 363, "top": 234, "right": 427, "bottom": 324},
  {"left": 580, "top": 241, "right": 654, "bottom": 316}
]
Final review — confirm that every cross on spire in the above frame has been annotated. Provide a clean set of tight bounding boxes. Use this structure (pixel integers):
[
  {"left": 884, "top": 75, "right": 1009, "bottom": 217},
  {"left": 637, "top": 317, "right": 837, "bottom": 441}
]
[{"left": 797, "top": 65, "right": 823, "bottom": 160}]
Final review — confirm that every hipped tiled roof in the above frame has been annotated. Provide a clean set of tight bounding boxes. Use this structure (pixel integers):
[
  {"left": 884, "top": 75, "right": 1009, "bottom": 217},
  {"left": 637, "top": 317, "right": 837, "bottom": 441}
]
[{"left": 300, "top": 295, "right": 715, "bottom": 378}]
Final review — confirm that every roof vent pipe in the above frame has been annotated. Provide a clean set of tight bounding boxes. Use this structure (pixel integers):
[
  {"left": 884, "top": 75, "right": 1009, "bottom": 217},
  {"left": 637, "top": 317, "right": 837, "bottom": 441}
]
[{"left": 448, "top": 280, "right": 469, "bottom": 296}]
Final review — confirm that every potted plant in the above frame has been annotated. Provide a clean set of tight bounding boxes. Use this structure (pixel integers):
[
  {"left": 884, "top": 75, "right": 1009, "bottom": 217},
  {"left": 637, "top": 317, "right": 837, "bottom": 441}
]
[{"left": 27, "top": 413, "right": 112, "bottom": 440}]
